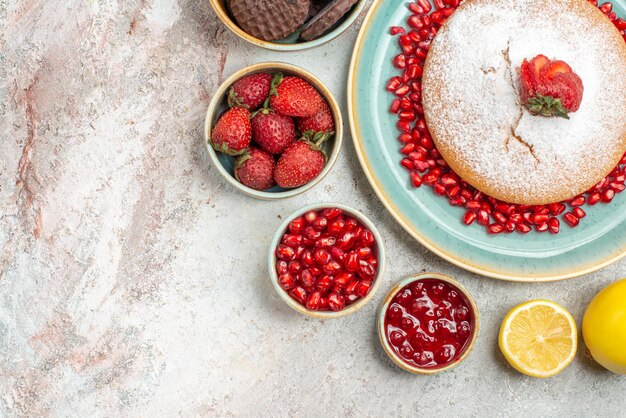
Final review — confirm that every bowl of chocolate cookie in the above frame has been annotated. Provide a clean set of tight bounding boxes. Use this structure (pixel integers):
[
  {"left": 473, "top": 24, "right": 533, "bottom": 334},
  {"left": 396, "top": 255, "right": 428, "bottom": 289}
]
[{"left": 209, "top": 0, "right": 368, "bottom": 51}]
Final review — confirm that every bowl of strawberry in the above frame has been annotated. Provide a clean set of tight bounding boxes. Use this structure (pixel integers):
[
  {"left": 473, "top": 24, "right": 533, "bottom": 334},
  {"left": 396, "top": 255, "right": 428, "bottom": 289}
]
[
  {"left": 204, "top": 62, "right": 343, "bottom": 199},
  {"left": 378, "top": 273, "right": 479, "bottom": 374},
  {"left": 269, "top": 203, "right": 385, "bottom": 318}
]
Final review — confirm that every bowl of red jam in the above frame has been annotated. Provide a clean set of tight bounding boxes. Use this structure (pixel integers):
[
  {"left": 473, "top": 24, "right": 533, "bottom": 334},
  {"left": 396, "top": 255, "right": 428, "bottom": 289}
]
[
  {"left": 269, "top": 203, "right": 385, "bottom": 318},
  {"left": 378, "top": 273, "right": 479, "bottom": 374}
]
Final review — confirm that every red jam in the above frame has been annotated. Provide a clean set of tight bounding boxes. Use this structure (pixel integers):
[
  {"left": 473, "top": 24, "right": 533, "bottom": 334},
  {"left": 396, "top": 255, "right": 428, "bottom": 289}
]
[
  {"left": 384, "top": 279, "right": 475, "bottom": 369},
  {"left": 275, "top": 208, "right": 379, "bottom": 312}
]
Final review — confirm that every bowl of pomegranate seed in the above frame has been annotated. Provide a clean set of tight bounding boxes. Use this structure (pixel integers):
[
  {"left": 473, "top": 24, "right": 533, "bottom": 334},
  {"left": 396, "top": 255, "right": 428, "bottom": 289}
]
[
  {"left": 378, "top": 273, "right": 479, "bottom": 375},
  {"left": 270, "top": 203, "right": 385, "bottom": 318},
  {"left": 208, "top": 0, "right": 369, "bottom": 51},
  {"left": 205, "top": 62, "right": 343, "bottom": 200}
]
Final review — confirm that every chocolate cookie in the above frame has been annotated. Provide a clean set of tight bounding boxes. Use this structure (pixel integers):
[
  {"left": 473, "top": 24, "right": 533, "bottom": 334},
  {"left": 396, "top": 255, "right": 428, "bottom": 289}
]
[
  {"left": 307, "top": 0, "right": 329, "bottom": 19},
  {"left": 299, "top": 0, "right": 359, "bottom": 41},
  {"left": 229, "top": 0, "right": 311, "bottom": 41}
]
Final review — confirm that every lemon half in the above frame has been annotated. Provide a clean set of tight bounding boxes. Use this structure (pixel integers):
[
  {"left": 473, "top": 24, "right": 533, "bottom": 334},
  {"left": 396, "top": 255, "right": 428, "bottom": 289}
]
[{"left": 499, "top": 299, "right": 577, "bottom": 378}]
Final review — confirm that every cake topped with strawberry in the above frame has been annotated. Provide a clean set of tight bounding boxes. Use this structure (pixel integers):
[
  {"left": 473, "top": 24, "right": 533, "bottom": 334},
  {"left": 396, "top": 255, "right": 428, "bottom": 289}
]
[{"left": 422, "top": 0, "right": 626, "bottom": 205}]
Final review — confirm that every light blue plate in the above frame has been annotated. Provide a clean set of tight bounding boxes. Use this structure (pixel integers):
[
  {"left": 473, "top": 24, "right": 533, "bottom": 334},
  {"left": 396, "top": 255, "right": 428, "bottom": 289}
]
[{"left": 347, "top": 0, "right": 626, "bottom": 281}]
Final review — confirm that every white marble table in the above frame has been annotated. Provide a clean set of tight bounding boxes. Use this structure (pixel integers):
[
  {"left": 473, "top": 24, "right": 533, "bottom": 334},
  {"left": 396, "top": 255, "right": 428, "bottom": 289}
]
[{"left": 1, "top": 1, "right": 625, "bottom": 416}]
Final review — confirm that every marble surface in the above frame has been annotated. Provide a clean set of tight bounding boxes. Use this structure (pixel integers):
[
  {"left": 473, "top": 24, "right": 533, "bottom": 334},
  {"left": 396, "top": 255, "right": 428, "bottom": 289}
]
[{"left": 1, "top": 1, "right": 625, "bottom": 416}]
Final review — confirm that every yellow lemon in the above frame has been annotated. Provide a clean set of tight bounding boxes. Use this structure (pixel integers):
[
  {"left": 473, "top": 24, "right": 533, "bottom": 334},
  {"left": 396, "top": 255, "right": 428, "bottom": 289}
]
[
  {"left": 582, "top": 278, "right": 626, "bottom": 375},
  {"left": 499, "top": 299, "right": 577, "bottom": 378}
]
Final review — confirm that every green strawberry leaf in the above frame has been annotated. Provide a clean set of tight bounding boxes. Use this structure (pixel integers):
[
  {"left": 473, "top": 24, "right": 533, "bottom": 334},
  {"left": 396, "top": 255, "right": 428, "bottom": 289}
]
[{"left": 526, "top": 94, "right": 570, "bottom": 119}]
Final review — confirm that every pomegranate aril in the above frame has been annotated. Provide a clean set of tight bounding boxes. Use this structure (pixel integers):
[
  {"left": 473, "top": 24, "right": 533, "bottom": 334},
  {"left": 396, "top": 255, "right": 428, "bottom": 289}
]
[
  {"left": 276, "top": 260, "right": 288, "bottom": 275},
  {"left": 301, "top": 250, "right": 314, "bottom": 267},
  {"left": 548, "top": 217, "right": 560, "bottom": 234},
  {"left": 390, "top": 26, "right": 406, "bottom": 35},
  {"left": 531, "top": 213, "right": 549, "bottom": 224},
  {"left": 386, "top": 77, "right": 402, "bottom": 92},
  {"left": 564, "top": 212, "right": 579, "bottom": 227},
  {"left": 304, "top": 227, "right": 321, "bottom": 240},
  {"left": 395, "top": 84, "right": 410, "bottom": 97},
  {"left": 306, "top": 291, "right": 322, "bottom": 311},
  {"left": 322, "top": 208, "right": 342, "bottom": 220},
  {"left": 316, "top": 236, "right": 336, "bottom": 248},
  {"left": 276, "top": 245, "right": 295, "bottom": 261},
  {"left": 338, "top": 231, "right": 358, "bottom": 251},
  {"left": 334, "top": 272, "right": 354, "bottom": 287},
  {"left": 309, "top": 266, "right": 322, "bottom": 277},
  {"left": 327, "top": 219, "right": 346, "bottom": 236},
  {"left": 548, "top": 202, "right": 566, "bottom": 215},
  {"left": 358, "top": 260, "right": 376, "bottom": 279},
  {"left": 314, "top": 249, "right": 331, "bottom": 265},
  {"left": 289, "top": 217, "right": 305, "bottom": 234},
  {"left": 401, "top": 158, "right": 414, "bottom": 171},
  {"left": 466, "top": 200, "right": 481, "bottom": 211},
  {"left": 488, "top": 224, "right": 504, "bottom": 234},
  {"left": 290, "top": 286, "right": 307, "bottom": 304},
  {"left": 417, "top": 0, "right": 432, "bottom": 12},
  {"left": 599, "top": 2, "right": 612, "bottom": 13},
  {"left": 278, "top": 273, "right": 296, "bottom": 290},
  {"left": 463, "top": 211, "right": 477, "bottom": 225},
  {"left": 393, "top": 54, "right": 407, "bottom": 69},
  {"left": 301, "top": 269, "right": 315, "bottom": 288},
  {"left": 569, "top": 195, "right": 586, "bottom": 206},
  {"left": 477, "top": 210, "right": 490, "bottom": 226},
  {"left": 411, "top": 171, "right": 423, "bottom": 187},
  {"left": 329, "top": 247, "right": 345, "bottom": 262},
  {"left": 346, "top": 279, "right": 360, "bottom": 295},
  {"left": 588, "top": 192, "right": 602, "bottom": 205},
  {"left": 281, "top": 234, "right": 301, "bottom": 247},
  {"left": 311, "top": 216, "right": 328, "bottom": 230},
  {"left": 316, "top": 275, "right": 333, "bottom": 293},
  {"left": 345, "top": 252, "right": 359, "bottom": 272},
  {"left": 358, "top": 280, "right": 372, "bottom": 298},
  {"left": 288, "top": 260, "right": 301, "bottom": 274},
  {"left": 433, "top": 183, "right": 446, "bottom": 195},
  {"left": 328, "top": 293, "right": 345, "bottom": 312},
  {"left": 611, "top": 182, "right": 626, "bottom": 192},
  {"left": 602, "top": 189, "right": 615, "bottom": 203},
  {"left": 535, "top": 222, "right": 549, "bottom": 232},
  {"left": 516, "top": 223, "right": 532, "bottom": 234},
  {"left": 323, "top": 260, "right": 342, "bottom": 275},
  {"left": 572, "top": 207, "right": 586, "bottom": 219},
  {"left": 493, "top": 211, "right": 507, "bottom": 224}
]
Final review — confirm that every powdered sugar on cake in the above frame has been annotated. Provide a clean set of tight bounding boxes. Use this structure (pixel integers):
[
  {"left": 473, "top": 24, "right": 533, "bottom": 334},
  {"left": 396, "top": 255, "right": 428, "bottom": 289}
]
[{"left": 422, "top": 0, "right": 626, "bottom": 204}]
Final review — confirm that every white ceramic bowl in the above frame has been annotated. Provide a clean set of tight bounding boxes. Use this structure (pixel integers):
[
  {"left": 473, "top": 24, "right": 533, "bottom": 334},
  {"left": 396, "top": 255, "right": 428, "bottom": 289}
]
[
  {"left": 204, "top": 62, "right": 343, "bottom": 200},
  {"left": 269, "top": 203, "right": 386, "bottom": 318}
]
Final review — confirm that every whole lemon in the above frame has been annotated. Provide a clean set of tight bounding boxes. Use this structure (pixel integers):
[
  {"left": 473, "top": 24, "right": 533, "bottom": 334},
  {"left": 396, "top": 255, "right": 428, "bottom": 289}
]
[{"left": 582, "top": 278, "right": 626, "bottom": 375}]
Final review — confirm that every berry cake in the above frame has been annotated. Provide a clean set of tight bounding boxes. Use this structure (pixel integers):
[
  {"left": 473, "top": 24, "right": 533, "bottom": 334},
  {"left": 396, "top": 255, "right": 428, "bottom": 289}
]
[{"left": 422, "top": 0, "right": 626, "bottom": 205}]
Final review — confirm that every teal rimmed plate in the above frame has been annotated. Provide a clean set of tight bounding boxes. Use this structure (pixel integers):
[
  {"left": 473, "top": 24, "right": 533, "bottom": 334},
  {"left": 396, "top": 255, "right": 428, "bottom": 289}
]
[{"left": 347, "top": 0, "right": 626, "bottom": 281}]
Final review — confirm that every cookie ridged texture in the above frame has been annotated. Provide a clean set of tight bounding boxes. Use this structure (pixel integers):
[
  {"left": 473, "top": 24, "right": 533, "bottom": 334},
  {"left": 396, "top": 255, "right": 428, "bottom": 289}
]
[
  {"left": 300, "top": 0, "right": 359, "bottom": 41},
  {"left": 422, "top": 0, "right": 626, "bottom": 205},
  {"left": 229, "top": 0, "right": 311, "bottom": 41}
]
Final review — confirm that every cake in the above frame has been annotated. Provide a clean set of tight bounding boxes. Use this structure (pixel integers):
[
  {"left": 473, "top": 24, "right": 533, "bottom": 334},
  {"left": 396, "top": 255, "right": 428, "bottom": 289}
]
[{"left": 422, "top": 0, "right": 626, "bottom": 205}]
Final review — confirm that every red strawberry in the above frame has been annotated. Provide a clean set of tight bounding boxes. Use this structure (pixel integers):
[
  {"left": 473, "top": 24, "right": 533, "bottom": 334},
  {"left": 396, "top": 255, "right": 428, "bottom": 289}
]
[
  {"left": 519, "top": 55, "right": 583, "bottom": 119},
  {"left": 274, "top": 132, "right": 330, "bottom": 188},
  {"left": 234, "top": 147, "right": 275, "bottom": 191},
  {"left": 251, "top": 109, "right": 295, "bottom": 154},
  {"left": 540, "top": 72, "right": 583, "bottom": 112},
  {"left": 211, "top": 107, "right": 251, "bottom": 155},
  {"left": 539, "top": 60, "right": 572, "bottom": 80},
  {"left": 269, "top": 74, "right": 324, "bottom": 118},
  {"left": 296, "top": 101, "right": 335, "bottom": 134},
  {"left": 520, "top": 54, "right": 549, "bottom": 101},
  {"left": 228, "top": 73, "right": 272, "bottom": 110}
]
